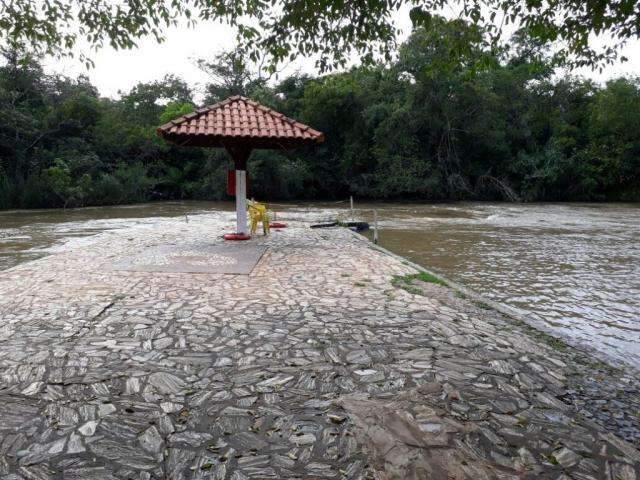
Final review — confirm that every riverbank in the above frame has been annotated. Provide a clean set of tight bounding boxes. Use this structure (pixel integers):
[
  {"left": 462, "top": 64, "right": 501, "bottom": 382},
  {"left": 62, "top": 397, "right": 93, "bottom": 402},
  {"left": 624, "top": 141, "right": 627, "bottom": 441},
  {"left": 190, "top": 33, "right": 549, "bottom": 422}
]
[{"left": 0, "top": 214, "right": 638, "bottom": 479}]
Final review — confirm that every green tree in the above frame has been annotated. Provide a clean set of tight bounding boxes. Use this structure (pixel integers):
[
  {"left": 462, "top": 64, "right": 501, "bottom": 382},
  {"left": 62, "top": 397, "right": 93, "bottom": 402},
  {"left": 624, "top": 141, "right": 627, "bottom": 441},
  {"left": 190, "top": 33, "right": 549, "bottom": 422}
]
[
  {"left": 1, "top": 0, "right": 637, "bottom": 72},
  {"left": 197, "top": 48, "right": 269, "bottom": 105},
  {"left": 121, "top": 75, "right": 193, "bottom": 125},
  {"left": 159, "top": 102, "right": 195, "bottom": 125},
  {"left": 585, "top": 78, "right": 640, "bottom": 199},
  {"left": 2, "top": 30, "right": 640, "bottom": 209}
]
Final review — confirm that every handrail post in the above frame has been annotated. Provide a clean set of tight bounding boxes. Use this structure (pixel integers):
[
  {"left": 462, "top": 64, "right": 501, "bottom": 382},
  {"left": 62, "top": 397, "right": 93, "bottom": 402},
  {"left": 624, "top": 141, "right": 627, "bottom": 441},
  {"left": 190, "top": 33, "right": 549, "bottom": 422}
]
[
  {"left": 350, "top": 196, "right": 354, "bottom": 221},
  {"left": 373, "top": 209, "right": 379, "bottom": 244}
]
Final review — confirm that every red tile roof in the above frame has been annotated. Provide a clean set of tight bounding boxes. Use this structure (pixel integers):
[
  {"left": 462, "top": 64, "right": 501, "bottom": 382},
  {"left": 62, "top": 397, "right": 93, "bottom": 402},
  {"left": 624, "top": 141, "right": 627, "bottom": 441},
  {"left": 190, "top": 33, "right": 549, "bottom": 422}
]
[{"left": 157, "top": 95, "right": 324, "bottom": 149}]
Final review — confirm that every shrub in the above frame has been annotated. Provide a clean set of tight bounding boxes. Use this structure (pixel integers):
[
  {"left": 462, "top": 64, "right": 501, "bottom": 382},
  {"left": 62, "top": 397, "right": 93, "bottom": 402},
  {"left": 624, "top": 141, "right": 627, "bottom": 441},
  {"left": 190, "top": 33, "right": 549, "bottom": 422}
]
[{"left": 0, "top": 174, "right": 13, "bottom": 209}]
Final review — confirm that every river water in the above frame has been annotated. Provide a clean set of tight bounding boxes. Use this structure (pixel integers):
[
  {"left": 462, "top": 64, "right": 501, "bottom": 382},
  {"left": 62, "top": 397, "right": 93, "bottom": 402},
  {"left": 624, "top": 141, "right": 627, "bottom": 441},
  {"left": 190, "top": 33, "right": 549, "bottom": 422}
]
[{"left": 1, "top": 201, "right": 639, "bottom": 369}]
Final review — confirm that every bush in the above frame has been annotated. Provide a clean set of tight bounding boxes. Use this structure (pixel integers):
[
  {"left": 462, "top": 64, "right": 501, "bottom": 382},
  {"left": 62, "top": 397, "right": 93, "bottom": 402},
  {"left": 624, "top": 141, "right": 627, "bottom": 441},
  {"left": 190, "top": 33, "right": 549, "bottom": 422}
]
[
  {"left": 186, "top": 162, "right": 229, "bottom": 200},
  {"left": 91, "top": 173, "right": 125, "bottom": 205},
  {"left": 249, "top": 152, "right": 310, "bottom": 200},
  {"left": 20, "top": 174, "right": 59, "bottom": 208},
  {"left": 0, "top": 174, "right": 13, "bottom": 209},
  {"left": 113, "top": 163, "right": 155, "bottom": 203}
]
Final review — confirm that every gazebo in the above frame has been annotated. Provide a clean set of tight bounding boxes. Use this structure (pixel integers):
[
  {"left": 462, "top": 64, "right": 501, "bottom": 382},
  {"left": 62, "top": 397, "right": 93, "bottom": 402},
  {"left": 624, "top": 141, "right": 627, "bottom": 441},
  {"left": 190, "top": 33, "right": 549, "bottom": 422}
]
[{"left": 157, "top": 96, "right": 324, "bottom": 239}]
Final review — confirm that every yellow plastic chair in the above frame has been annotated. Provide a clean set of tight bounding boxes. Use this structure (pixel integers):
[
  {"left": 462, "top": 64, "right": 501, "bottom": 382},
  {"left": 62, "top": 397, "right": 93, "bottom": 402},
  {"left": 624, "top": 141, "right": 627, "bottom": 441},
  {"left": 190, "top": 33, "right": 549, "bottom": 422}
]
[{"left": 248, "top": 200, "right": 270, "bottom": 235}]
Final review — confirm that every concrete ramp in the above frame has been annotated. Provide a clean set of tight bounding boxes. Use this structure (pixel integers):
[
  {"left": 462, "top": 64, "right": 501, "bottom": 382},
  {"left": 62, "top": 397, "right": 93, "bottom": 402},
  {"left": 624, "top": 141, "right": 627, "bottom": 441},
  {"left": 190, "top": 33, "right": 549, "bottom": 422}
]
[{"left": 112, "top": 243, "right": 266, "bottom": 274}]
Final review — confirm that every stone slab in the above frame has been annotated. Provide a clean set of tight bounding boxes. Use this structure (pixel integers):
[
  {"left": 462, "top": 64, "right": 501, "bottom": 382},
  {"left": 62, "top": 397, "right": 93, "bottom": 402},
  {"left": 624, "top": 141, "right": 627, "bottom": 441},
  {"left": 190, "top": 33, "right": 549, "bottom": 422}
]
[
  {"left": 0, "top": 215, "right": 639, "bottom": 480},
  {"left": 111, "top": 243, "right": 266, "bottom": 274}
]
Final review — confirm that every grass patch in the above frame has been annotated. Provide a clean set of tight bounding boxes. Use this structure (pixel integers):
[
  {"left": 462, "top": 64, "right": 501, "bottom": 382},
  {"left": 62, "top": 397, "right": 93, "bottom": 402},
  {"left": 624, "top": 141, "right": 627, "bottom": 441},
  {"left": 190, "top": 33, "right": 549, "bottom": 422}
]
[
  {"left": 455, "top": 292, "right": 492, "bottom": 311},
  {"left": 391, "top": 271, "right": 447, "bottom": 295},
  {"left": 413, "top": 272, "right": 447, "bottom": 286},
  {"left": 505, "top": 317, "right": 570, "bottom": 353},
  {"left": 510, "top": 316, "right": 621, "bottom": 374},
  {"left": 539, "top": 334, "right": 568, "bottom": 351},
  {"left": 474, "top": 300, "right": 492, "bottom": 310}
]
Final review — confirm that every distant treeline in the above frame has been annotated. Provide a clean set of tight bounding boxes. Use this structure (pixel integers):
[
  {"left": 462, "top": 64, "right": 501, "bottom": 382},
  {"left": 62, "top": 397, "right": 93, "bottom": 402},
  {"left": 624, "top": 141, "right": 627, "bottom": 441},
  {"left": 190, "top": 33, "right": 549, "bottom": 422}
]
[{"left": 1, "top": 18, "right": 639, "bottom": 209}]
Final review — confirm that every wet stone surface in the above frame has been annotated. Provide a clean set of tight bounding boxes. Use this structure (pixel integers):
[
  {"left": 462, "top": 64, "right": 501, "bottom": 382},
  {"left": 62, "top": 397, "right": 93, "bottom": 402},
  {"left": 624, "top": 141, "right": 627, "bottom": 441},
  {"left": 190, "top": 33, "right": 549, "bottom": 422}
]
[{"left": 0, "top": 214, "right": 639, "bottom": 479}]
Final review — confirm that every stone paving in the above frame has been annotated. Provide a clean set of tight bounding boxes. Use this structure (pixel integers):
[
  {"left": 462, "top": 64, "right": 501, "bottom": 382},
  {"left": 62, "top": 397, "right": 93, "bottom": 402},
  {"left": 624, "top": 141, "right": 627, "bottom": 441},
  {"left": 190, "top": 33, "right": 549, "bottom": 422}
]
[{"left": 0, "top": 213, "right": 639, "bottom": 480}]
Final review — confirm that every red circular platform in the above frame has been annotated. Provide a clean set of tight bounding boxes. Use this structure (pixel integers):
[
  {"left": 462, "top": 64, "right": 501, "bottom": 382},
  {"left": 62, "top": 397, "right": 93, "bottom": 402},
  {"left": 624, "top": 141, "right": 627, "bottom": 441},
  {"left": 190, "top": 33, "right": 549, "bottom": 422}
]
[
  {"left": 269, "top": 222, "right": 287, "bottom": 229},
  {"left": 223, "top": 233, "right": 251, "bottom": 241}
]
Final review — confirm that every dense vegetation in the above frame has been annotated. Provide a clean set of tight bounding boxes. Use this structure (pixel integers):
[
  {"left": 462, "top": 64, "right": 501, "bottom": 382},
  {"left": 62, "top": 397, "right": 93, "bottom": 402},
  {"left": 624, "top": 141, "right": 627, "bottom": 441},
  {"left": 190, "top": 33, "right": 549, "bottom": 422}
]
[
  {"left": 2, "top": 0, "right": 636, "bottom": 71},
  {"left": 1, "top": 19, "right": 640, "bottom": 209}
]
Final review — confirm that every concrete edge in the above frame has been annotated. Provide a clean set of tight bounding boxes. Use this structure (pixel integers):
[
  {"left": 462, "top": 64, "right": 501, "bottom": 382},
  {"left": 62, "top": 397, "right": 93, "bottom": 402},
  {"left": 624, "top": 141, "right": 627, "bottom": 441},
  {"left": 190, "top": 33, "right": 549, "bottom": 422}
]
[{"left": 344, "top": 227, "right": 638, "bottom": 376}]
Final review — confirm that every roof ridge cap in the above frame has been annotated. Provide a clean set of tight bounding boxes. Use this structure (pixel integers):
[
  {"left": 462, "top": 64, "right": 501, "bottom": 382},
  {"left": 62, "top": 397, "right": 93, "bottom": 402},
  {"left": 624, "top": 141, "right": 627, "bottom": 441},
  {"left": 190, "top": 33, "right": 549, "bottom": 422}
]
[{"left": 203, "top": 97, "right": 233, "bottom": 110}]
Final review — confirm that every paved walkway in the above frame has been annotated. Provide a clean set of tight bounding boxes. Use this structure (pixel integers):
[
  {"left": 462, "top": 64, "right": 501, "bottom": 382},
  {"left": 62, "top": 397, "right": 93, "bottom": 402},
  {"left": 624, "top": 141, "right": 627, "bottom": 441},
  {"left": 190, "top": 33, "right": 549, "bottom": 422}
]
[{"left": 0, "top": 214, "right": 639, "bottom": 480}]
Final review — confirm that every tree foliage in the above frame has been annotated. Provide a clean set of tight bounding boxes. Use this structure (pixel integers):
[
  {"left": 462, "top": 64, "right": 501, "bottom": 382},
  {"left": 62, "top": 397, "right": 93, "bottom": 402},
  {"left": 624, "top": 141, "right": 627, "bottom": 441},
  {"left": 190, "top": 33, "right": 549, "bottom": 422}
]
[
  {"left": 0, "top": 0, "right": 638, "bottom": 72},
  {"left": 1, "top": 20, "right": 640, "bottom": 210},
  {"left": 159, "top": 102, "right": 195, "bottom": 125}
]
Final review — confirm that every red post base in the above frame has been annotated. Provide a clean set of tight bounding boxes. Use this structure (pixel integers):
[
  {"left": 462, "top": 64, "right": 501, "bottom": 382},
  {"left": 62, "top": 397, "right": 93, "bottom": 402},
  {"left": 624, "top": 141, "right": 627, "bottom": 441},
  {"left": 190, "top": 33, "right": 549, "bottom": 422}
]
[
  {"left": 269, "top": 222, "right": 287, "bottom": 229},
  {"left": 223, "top": 233, "right": 251, "bottom": 241}
]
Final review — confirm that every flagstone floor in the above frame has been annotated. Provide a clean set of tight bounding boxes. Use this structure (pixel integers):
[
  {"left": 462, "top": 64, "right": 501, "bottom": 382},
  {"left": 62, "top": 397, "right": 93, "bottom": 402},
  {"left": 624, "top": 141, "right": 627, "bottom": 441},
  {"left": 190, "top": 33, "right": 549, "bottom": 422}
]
[{"left": 0, "top": 214, "right": 639, "bottom": 480}]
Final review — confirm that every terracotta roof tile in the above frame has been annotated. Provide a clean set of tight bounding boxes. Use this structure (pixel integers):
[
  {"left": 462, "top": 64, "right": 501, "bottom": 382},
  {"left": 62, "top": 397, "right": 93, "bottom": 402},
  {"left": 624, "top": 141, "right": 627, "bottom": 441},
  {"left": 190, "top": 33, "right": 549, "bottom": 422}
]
[{"left": 157, "top": 96, "right": 324, "bottom": 148}]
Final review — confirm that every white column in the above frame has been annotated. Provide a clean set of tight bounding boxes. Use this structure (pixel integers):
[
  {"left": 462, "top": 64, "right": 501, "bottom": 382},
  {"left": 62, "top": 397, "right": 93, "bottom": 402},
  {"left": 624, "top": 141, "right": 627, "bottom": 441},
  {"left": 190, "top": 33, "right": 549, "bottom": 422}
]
[{"left": 235, "top": 169, "right": 248, "bottom": 235}]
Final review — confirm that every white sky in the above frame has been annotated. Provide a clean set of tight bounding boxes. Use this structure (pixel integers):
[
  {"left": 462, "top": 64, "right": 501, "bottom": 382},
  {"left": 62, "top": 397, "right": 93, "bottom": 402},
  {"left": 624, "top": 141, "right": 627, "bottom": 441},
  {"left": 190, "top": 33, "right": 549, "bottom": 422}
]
[{"left": 42, "top": 8, "right": 640, "bottom": 102}]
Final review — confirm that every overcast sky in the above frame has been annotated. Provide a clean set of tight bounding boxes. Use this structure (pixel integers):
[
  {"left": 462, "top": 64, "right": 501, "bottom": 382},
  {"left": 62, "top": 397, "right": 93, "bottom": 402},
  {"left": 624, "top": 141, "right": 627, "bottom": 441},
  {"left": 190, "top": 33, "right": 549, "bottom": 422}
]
[{"left": 42, "top": 8, "right": 640, "bottom": 102}]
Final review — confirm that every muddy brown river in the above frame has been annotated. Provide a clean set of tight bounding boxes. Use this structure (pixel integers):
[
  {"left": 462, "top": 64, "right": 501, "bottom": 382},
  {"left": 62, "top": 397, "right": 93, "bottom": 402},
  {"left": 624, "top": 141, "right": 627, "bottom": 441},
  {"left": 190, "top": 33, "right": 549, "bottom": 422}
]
[{"left": 1, "top": 201, "right": 639, "bottom": 369}]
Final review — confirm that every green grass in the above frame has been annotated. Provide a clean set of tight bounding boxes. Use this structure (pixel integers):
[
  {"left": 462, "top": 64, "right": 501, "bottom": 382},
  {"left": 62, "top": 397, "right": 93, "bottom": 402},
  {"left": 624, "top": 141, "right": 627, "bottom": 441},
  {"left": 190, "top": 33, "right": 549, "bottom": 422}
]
[
  {"left": 416, "top": 272, "right": 447, "bottom": 285},
  {"left": 539, "top": 333, "right": 568, "bottom": 351},
  {"left": 474, "top": 300, "right": 492, "bottom": 310},
  {"left": 506, "top": 315, "right": 570, "bottom": 352},
  {"left": 391, "top": 271, "right": 447, "bottom": 295}
]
